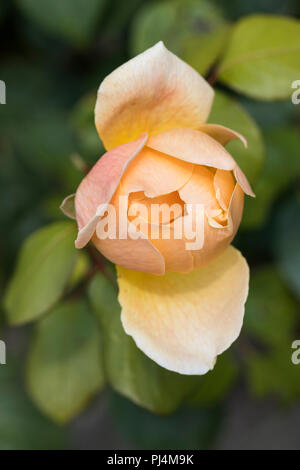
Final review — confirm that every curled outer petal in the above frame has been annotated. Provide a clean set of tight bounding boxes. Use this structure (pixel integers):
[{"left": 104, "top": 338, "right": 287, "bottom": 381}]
[
  {"left": 74, "top": 133, "right": 148, "bottom": 249},
  {"left": 198, "top": 123, "right": 248, "bottom": 148},
  {"left": 95, "top": 41, "right": 214, "bottom": 150},
  {"left": 147, "top": 128, "right": 255, "bottom": 197},
  {"left": 117, "top": 245, "right": 249, "bottom": 375}
]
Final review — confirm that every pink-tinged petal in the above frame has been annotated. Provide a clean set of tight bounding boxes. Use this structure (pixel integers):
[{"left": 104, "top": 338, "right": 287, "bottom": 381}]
[
  {"left": 119, "top": 146, "right": 194, "bottom": 197},
  {"left": 95, "top": 41, "right": 214, "bottom": 150},
  {"left": 74, "top": 133, "right": 147, "bottom": 249},
  {"left": 214, "top": 169, "right": 235, "bottom": 211},
  {"left": 147, "top": 128, "right": 255, "bottom": 197},
  {"left": 198, "top": 123, "right": 248, "bottom": 148},
  {"left": 117, "top": 245, "right": 249, "bottom": 375}
]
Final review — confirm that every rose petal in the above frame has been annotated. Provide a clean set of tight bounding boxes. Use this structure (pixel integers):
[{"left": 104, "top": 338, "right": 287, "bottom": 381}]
[
  {"left": 179, "top": 165, "right": 221, "bottom": 217},
  {"left": 128, "top": 191, "right": 184, "bottom": 224},
  {"left": 128, "top": 192, "right": 193, "bottom": 273},
  {"left": 95, "top": 41, "right": 214, "bottom": 150},
  {"left": 131, "top": 216, "right": 194, "bottom": 273},
  {"left": 94, "top": 186, "right": 165, "bottom": 275},
  {"left": 92, "top": 226, "right": 165, "bottom": 275},
  {"left": 234, "top": 165, "right": 255, "bottom": 199},
  {"left": 180, "top": 182, "right": 244, "bottom": 268},
  {"left": 214, "top": 169, "right": 235, "bottom": 211},
  {"left": 117, "top": 245, "right": 249, "bottom": 375},
  {"left": 198, "top": 123, "right": 248, "bottom": 148},
  {"left": 75, "top": 133, "right": 147, "bottom": 249},
  {"left": 147, "top": 128, "right": 255, "bottom": 197},
  {"left": 149, "top": 221, "right": 194, "bottom": 273},
  {"left": 119, "top": 146, "right": 194, "bottom": 198}
]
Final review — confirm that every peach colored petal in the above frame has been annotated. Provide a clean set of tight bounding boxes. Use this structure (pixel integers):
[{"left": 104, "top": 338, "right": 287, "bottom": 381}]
[
  {"left": 119, "top": 146, "right": 194, "bottom": 198},
  {"left": 234, "top": 165, "right": 255, "bottom": 198},
  {"left": 214, "top": 169, "right": 235, "bottom": 211},
  {"left": 128, "top": 191, "right": 193, "bottom": 273},
  {"left": 150, "top": 228, "right": 194, "bottom": 273},
  {"left": 128, "top": 191, "right": 184, "bottom": 224},
  {"left": 74, "top": 133, "right": 147, "bottom": 249},
  {"left": 198, "top": 184, "right": 244, "bottom": 267},
  {"left": 198, "top": 123, "right": 247, "bottom": 148},
  {"left": 92, "top": 227, "right": 165, "bottom": 275},
  {"left": 131, "top": 216, "right": 194, "bottom": 273},
  {"left": 180, "top": 183, "right": 244, "bottom": 268},
  {"left": 93, "top": 185, "right": 165, "bottom": 275},
  {"left": 196, "top": 124, "right": 255, "bottom": 197},
  {"left": 117, "top": 245, "right": 249, "bottom": 375},
  {"left": 179, "top": 165, "right": 222, "bottom": 217},
  {"left": 148, "top": 128, "right": 235, "bottom": 169},
  {"left": 147, "top": 128, "right": 255, "bottom": 197},
  {"left": 95, "top": 42, "right": 214, "bottom": 150}
]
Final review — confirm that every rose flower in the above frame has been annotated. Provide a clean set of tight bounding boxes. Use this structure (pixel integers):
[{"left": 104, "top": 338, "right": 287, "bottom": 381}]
[{"left": 61, "top": 42, "right": 255, "bottom": 375}]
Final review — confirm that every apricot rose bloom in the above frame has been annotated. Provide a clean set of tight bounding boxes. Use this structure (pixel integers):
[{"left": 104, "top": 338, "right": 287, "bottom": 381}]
[{"left": 61, "top": 42, "right": 255, "bottom": 375}]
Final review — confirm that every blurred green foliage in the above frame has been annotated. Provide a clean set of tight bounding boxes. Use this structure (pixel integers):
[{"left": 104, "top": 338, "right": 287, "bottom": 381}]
[
  {"left": 218, "top": 15, "right": 300, "bottom": 100},
  {"left": 26, "top": 300, "right": 105, "bottom": 423},
  {"left": 0, "top": 0, "right": 299, "bottom": 450},
  {"left": 4, "top": 221, "right": 79, "bottom": 324}
]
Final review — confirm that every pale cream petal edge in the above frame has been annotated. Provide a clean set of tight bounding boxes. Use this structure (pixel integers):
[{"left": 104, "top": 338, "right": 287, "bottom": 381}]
[{"left": 117, "top": 245, "right": 249, "bottom": 375}]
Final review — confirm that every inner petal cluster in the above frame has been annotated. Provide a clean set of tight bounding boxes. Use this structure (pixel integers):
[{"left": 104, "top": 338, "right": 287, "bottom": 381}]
[{"left": 96, "top": 146, "right": 241, "bottom": 273}]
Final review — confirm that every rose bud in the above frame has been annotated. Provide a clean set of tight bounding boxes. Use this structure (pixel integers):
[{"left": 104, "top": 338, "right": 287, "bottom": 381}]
[{"left": 61, "top": 42, "right": 255, "bottom": 375}]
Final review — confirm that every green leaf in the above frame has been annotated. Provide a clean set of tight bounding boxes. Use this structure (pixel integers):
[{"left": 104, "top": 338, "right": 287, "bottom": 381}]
[
  {"left": 109, "top": 391, "right": 222, "bottom": 450},
  {"left": 0, "top": 360, "right": 66, "bottom": 449},
  {"left": 246, "top": 347, "right": 300, "bottom": 404},
  {"left": 242, "top": 128, "right": 300, "bottom": 229},
  {"left": 71, "top": 93, "right": 104, "bottom": 164},
  {"left": 16, "top": 0, "right": 107, "bottom": 47},
  {"left": 273, "top": 198, "right": 300, "bottom": 298},
  {"left": 182, "top": 24, "right": 230, "bottom": 76},
  {"left": 208, "top": 90, "right": 264, "bottom": 184},
  {"left": 130, "top": 0, "right": 229, "bottom": 75},
  {"left": 26, "top": 300, "right": 105, "bottom": 423},
  {"left": 218, "top": 15, "right": 300, "bottom": 100},
  {"left": 89, "top": 273, "right": 198, "bottom": 414},
  {"left": 244, "top": 266, "right": 298, "bottom": 348},
  {"left": 4, "top": 221, "right": 78, "bottom": 325},
  {"left": 187, "top": 353, "right": 238, "bottom": 407},
  {"left": 67, "top": 251, "right": 91, "bottom": 290}
]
